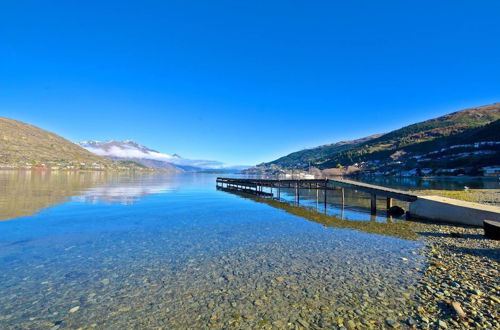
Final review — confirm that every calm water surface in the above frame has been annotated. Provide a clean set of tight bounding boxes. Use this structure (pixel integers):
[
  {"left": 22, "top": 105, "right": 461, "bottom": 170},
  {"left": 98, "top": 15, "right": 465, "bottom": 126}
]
[
  {"left": 357, "top": 175, "right": 500, "bottom": 190},
  {"left": 0, "top": 171, "right": 425, "bottom": 329}
]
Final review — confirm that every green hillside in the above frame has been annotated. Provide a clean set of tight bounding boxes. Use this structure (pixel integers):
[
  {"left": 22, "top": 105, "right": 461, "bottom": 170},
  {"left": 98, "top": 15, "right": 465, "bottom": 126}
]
[
  {"left": 262, "top": 103, "right": 500, "bottom": 174},
  {"left": 399, "top": 119, "right": 500, "bottom": 173},
  {"left": 266, "top": 134, "right": 383, "bottom": 169}
]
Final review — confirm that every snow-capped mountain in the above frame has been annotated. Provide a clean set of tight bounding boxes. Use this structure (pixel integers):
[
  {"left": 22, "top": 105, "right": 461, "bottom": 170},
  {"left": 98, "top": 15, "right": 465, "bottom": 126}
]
[{"left": 77, "top": 140, "right": 246, "bottom": 172}]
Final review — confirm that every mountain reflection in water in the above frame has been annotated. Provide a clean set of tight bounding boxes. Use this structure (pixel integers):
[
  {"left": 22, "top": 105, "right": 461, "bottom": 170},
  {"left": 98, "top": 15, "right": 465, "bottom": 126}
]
[{"left": 0, "top": 171, "right": 184, "bottom": 220}]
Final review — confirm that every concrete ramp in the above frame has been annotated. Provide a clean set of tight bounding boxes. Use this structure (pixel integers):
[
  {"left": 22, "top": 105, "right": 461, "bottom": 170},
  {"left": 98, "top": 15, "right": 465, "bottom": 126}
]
[{"left": 409, "top": 195, "right": 500, "bottom": 227}]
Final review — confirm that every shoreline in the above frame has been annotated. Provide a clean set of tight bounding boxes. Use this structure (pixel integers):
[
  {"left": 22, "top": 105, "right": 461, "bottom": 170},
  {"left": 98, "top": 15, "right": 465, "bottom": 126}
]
[
  {"left": 0, "top": 167, "right": 161, "bottom": 172},
  {"left": 407, "top": 221, "right": 499, "bottom": 329},
  {"left": 0, "top": 168, "right": 236, "bottom": 175},
  {"left": 229, "top": 191, "right": 499, "bottom": 328},
  {"left": 225, "top": 189, "right": 499, "bottom": 328}
]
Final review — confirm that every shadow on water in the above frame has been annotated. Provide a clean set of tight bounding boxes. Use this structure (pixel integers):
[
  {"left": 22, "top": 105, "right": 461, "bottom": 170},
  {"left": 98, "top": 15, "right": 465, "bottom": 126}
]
[
  {"left": 219, "top": 188, "right": 419, "bottom": 241},
  {"left": 449, "top": 246, "right": 500, "bottom": 261},
  {"left": 417, "top": 231, "right": 484, "bottom": 240}
]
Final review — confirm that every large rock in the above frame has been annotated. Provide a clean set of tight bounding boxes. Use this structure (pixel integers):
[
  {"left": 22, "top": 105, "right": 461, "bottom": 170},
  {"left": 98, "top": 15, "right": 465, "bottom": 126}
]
[{"left": 388, "top": 205, "right": 405, "bottom": 217}]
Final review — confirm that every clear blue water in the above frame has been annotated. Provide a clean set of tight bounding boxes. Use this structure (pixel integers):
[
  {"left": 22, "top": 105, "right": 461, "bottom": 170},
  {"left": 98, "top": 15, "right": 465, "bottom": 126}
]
[{"left": 0, "top": 171, "right": 425, "bottom": 328}]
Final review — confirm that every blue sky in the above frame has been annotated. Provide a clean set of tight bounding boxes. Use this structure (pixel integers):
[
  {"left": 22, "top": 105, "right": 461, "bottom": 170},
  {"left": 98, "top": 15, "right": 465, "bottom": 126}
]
[{"left": 1, "top": 1, "right": 499, "bottom": 165}]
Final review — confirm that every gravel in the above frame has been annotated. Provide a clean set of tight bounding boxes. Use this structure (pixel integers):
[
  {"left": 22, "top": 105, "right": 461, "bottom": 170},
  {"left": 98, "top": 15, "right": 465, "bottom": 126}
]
[{"left": 406, "top": 220, "right": 500, "bottom": 329}]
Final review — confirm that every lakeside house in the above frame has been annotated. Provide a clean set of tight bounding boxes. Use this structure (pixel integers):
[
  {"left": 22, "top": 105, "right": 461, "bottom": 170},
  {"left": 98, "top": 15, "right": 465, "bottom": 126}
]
[{"left": 283, "top": 172, "right": 315, "bottom": 179}]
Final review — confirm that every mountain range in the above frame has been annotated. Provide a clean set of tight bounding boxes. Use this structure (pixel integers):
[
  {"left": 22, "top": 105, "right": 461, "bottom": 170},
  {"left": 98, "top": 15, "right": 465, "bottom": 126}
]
[
  {"left": 0, "top": 116, "right": 245, "bottom": 172},
  {"left": 253, "top": 103, "right": 500, "bottom": 176},
  {"left": 78, "top": 140, "right": 246, "bottom": 172},
  {"left": 2, "top": 103, "right": 499, "bottom": 176}
]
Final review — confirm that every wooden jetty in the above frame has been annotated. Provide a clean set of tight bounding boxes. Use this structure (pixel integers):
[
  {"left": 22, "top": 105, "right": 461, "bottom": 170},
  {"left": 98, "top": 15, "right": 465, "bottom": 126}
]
[
  {"left": 216, "top": 177, "right": 417, "bottom": 215},
  {"left": 216, "top": 177, "right": 500, "bottom": 228}
]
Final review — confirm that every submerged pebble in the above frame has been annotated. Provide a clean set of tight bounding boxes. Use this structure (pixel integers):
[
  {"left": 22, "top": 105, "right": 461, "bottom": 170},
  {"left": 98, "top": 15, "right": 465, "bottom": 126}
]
[{"left": 69, "top": 306, "right": 79, "bottom": 313}]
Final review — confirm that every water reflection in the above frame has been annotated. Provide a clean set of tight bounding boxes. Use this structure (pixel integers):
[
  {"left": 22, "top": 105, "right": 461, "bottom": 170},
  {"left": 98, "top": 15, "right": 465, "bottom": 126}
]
[
  {"left": 0, "top": 171, "right": 106, "bottom": 221},
  {"left": 74, "top": 174, "right": 183, "bottom": 205},
  {"left": 0, "top": 171, "right": 187, "bottom": 220},
  {"left": 219, "top": 188, "right": 418, "bottom": 240},
  {"left": 229, "top": 185, "right": 410, "bottom": 223}
]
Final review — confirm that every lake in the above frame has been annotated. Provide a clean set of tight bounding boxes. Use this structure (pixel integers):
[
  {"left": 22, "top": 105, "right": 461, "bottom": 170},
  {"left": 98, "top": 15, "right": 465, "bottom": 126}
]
[
  {"left": 0, "top": 171, "right": 426, "bottom": 328},
  {"left": 354, "top": 175, "right": 500, "bottom": 190}
]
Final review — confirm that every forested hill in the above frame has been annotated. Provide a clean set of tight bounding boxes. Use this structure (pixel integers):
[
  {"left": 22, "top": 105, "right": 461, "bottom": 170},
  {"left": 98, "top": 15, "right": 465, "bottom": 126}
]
[{"left": 260, "top": 103, "right": 500, "bottom": 175}]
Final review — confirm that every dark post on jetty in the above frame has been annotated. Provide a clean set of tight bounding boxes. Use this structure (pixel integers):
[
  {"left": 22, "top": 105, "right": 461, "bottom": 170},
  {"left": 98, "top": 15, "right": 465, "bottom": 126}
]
[{"left": 216, "top": 177, "right": 417, "bottom": 215}]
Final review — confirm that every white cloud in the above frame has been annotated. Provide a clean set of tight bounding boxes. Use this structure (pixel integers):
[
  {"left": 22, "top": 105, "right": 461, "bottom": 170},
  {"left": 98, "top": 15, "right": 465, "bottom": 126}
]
[{"left": 81, "top": 144, "right": 229, "bottom": 169}]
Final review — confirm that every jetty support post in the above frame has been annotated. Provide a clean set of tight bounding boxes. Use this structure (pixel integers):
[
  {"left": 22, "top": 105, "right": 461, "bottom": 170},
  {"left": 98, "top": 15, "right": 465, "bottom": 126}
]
[
  {"left": 323, "top": 184, "right": 327, "bottom": 212},
  {"left": 316, "top": 184, "right": 319, "bottom": 209},
  {"left": 386, "top": 197, "right": 394, "bottom": 222},
  {"left": 370, "top": 194, "right": 377, "bottom": 215},
  {"left": 295, "top": 182, "right": 300, "bottom": 205},
  {"left": 341, "top": 188, "right": 345, "bottom": 208}
]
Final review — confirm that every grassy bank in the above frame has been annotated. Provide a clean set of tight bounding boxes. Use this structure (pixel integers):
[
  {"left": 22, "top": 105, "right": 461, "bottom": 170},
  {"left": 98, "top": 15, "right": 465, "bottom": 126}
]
[{"left": 412, "top": 189, "right": 500, "bottom": 206}]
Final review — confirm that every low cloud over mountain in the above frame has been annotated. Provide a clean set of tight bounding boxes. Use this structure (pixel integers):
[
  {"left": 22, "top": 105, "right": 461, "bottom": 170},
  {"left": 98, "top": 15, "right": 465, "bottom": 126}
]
[{"left": 78, "top": 140, "right": 245, "bottom": 171}]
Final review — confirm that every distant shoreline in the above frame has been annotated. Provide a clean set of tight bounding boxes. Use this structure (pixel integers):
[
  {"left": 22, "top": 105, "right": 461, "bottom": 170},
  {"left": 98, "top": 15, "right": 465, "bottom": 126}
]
[{"left": 0, "top": 167, "right": 240, "bottom": 175}]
